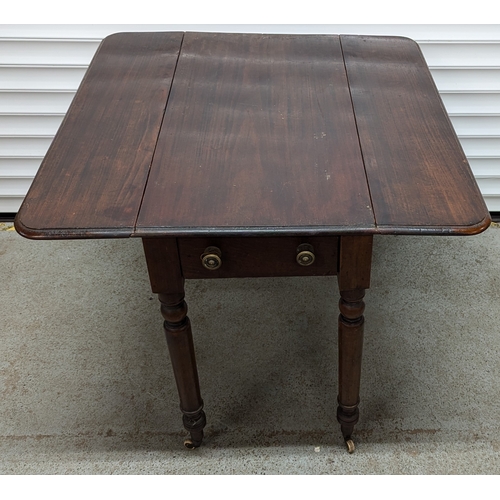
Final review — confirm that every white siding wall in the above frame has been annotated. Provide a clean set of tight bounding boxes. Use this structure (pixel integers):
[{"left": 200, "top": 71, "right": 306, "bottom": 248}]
[{"left": 1, "top": 24, "right": 499, "bottom": 213}]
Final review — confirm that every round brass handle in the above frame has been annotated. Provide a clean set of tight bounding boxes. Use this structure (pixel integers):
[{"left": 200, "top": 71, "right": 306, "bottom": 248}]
[
  {"left": 296, "top": 243, "right": 315, "bottom": 266},
  {"left": 201, "top": 246, "right": 222, "bottom": 270}
]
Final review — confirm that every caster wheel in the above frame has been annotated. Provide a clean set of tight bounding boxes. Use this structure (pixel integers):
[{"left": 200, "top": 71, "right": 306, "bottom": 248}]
[
  {"left": 346, "top": 439, "right": 355, "bottom": 454},
  {"left": 184, "top": 439, "right": 200, "bottom": 449}
]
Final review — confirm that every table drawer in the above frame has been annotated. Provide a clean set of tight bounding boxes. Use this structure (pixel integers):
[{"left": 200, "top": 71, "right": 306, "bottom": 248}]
[{"left": 178, "top": 236, "right": 339, "bottom": 279}]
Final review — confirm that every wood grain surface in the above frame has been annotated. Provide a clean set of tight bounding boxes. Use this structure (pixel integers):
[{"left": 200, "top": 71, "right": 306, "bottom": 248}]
[
  {"left": 136, "top": 33, "right": 374, "bottom": 236},
  {"left": 340, "top": 35, "right": 490, "bottom": 234},
  {"left": 15, "top": 32, "right": 490, "bottom": 239},
  {"left": 15, "top": 32, "right": 183, "bottom": 238}
]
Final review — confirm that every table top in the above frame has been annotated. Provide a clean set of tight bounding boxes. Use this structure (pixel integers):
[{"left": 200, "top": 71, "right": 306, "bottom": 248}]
[{"left": 15, "top": 32, "right": 491, "bottom": 239}]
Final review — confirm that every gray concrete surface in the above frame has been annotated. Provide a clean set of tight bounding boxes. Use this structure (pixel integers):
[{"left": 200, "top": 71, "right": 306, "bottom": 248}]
[{"left": 1, "top": 222, "right": 500, "bottom": 474}]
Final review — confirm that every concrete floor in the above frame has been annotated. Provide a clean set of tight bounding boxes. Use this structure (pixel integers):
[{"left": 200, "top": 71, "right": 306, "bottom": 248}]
[{"left": 1, "top": 222, "right": 500, "bottom": 474}]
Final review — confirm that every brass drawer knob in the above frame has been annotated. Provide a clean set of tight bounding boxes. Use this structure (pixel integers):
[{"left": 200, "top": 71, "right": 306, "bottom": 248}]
[
  {"left": 296, "top": 243, "right": 315, "bottom": 266},
  {"left": 201, "top": 246, "right": 222, "bottom": 270}
]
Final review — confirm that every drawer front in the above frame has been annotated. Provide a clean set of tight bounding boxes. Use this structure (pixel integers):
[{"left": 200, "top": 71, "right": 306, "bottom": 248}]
[{"left": 178, "top": 236, "right": 339, "bottom": 279}]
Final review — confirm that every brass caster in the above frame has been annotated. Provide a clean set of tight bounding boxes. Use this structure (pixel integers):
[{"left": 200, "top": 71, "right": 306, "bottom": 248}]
[
  {"left": 183, "top": 439, "right": 200, "bottom": 450},
  {"left": 345, "top": 439, "right": 355, "bottom": 454}
]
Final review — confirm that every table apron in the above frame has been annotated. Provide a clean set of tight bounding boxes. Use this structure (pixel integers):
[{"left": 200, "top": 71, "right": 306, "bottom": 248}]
[{"left": 177, "top": 236, "right": 339, "bottom": 279}]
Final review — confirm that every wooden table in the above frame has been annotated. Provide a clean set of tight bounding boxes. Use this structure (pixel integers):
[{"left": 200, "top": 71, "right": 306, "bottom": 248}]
[{"left": 15, "top": 32, "right": 490, "bottom": 452}]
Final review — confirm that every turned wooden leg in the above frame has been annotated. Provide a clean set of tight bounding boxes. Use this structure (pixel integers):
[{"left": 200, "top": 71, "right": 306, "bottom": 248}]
[
  {"left": 160, "top": 292, "right": 206, "bottom": 449},
  {"left": 337, "top": 235, "right": 373, "bottom": 453},
  {"left": 142, "top": 238, "right": 206, "bottom": 449},
  {"left": 337, "top": 288, "right": 365, "bottom": 453}
]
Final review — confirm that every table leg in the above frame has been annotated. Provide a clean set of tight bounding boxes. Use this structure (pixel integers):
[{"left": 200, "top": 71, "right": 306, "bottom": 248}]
[
  {"left": 337, "top": 235, "right": 373, "bottom": 453},
  {"left": 160, "top": 291, "right": 206, "bottom": 448},
  {"left": 142, "top": 238, "right": 206, "bottom": 449}
]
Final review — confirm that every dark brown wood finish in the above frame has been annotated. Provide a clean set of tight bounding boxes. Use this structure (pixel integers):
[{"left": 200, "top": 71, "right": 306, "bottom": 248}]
[
  {"left": 13, "top": 32, "right": 492, "bottom": 452},
  {"left": 142, "top": 238, "right": 206, "bottom": 447},
  {"left": 178, "top": 236, "right": 338, "bottom": 279},
  {"left": 15, "top": 32, "right": 183, "bottom": 239},
  {"left": 14, "top": 32, "right": 490, "bottom": 239},
  {"left": 136, "top": 33, "right": 374, "bottom": 236},
  {"left": 340, "top": 35, "right": 491, "bottom": 235},
  {"left": 337, "top": 235, "right": 373, "bottom": 452}
]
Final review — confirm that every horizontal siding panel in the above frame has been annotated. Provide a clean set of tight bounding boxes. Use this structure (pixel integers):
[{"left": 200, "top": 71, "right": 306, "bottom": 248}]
[
  {"left": 0, "top": 176, "right": 31, "bottom": 195},
  {"left": 476, "top": 177, "right": 500, "bottom": 194},
  {"left": 482, "top": 197, "right": 500, "bottom": 211},
  {"left": 2, "top": 24, "right": 500, "bottom": 40},
  {"left": 0, "top": 157, "right": 42, "bottom": 177},
  {"left": 0, "top": 25, "right": 176, "bottom": 39},
  {"left": 0, "top": 196, "right": 23, "bottom": 212},
  {"left": 459, "top": 137, "right": 500, "bottom": 157},
  {"left": 0, "top": 91, "right": 75, "bottom": 113},
  {"left": 450, "top": 115, "right": 500, "bottom": 135},
  {"left": 441, "top": 92, "right": 500, "bottom": 114},
  {"left": 0, "top": 66, "right": 87, "bottom": 90},
  {"left": 0, "top": 136, "right": 52, "bottom": 157},
  {"left": 0, "top": 114, "right": 63, "bottom": 135},
  {"left": 0, "top": 40, "right": 100, "bottom": 66},
  {"left": 419, "top": 42, "right": 500, "bottom": 67},
  {"left": 0, "top": 25, "right": 499, "bottom": 214},
  {"left": 430, "top": 68, "right": 500, "bottom": 91},
  {"left": 468, "top": 157, "right": 500, "bottom": 177}
]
